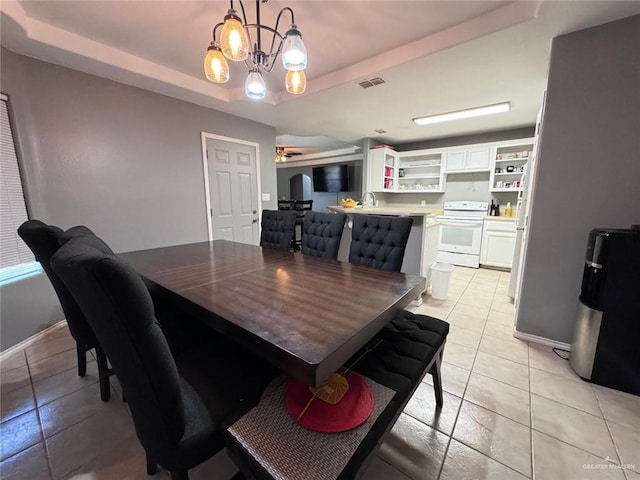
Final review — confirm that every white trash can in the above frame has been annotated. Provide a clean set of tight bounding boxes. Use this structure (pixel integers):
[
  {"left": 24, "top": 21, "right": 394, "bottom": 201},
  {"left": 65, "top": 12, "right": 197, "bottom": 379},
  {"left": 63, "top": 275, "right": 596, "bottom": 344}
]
[{"left": 431, "top": 262, "right": 455, "bottom": 300}]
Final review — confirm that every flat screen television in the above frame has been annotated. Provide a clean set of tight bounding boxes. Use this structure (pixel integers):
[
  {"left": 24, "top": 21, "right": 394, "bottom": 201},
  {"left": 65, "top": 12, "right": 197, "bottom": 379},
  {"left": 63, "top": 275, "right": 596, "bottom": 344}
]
[{"left": 312, "top": 165, "right": 350, "bottom": 193}]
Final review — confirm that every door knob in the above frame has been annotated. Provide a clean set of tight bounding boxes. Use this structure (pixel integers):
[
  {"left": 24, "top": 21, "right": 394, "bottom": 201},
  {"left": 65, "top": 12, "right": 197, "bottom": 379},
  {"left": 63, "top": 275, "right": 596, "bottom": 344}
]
[{"left": 252, "top": 218, "right": 258, "bottom": 224}]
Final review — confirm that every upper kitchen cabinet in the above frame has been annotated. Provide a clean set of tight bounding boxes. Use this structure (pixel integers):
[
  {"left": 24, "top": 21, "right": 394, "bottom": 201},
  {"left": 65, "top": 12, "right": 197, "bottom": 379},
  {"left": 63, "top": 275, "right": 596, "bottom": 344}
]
[
  {"left": 444, "top": 146, "right": 491, "bottom": 173},
  {"left": 368, "top": 137, "right": 534, "bottom": 194},
  {"left": 369, "top": 147, "right": 398, "bottom": 192},
  {"left": 397, "top": 150, "right": 445, "bottom": 193},
  {"left": 489, "top": 138, "right": 535, "bottom": 192},
  {"left": 369, "top": 147, "right": 445, "bottom": 193}
]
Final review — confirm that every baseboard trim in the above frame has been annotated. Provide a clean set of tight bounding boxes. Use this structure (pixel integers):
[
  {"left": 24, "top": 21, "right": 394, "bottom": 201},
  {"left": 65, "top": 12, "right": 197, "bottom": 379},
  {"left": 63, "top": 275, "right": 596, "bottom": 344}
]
[
  {"left": 513, "top": 329, "right": 571, "bottom": 351},
  {"left": 0, "top": 320, "right": 67, "bottom": 359}
]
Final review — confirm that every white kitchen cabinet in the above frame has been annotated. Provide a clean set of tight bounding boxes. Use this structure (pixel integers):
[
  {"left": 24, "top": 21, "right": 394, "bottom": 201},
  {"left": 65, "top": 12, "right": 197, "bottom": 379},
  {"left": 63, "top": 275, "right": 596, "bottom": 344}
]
[
  {"left": 467, "top": 148, "right": 492, "bottom": 170},
  {"left": 489, "top": 139, "right": 535, "bottom": 192},
  {"left": 444, "top": 147, "right": 491, "bottom": 173},
  {"left": 369, "top": 148, "right": 397, "bottom": 192},
  {"left": 367, "top": 138, "right": 535, "bottom": 195},
  {"left": 444, "top": 150, "right": 466, "bottom": 171},
  {"left": 480, "top": 219, "right": 517, "bottom": 269},
  {"left": 397, "top": 150, "right": 445, "bottom": 193}
]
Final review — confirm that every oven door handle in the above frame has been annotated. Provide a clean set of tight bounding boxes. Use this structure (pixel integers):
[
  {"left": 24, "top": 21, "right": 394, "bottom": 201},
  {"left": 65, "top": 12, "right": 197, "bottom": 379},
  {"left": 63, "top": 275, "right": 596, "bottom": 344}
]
[{"left": 438, "top": 220, "right": 484, "bottom": 227}]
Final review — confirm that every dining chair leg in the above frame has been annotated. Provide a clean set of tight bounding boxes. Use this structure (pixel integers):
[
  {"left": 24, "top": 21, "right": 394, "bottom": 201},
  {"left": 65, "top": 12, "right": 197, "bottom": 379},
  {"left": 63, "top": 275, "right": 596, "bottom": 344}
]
[
  {"left": 76, "top": 343, "right": 87, "bottom": 377},
  {"left": 146, "top": 454, "right": 158, "bottom": 475},
  {"left": 95, "top": 345, "right": 112, "bottom": 402},
  {"left": 170, "top": 470, "right": 188, "bottom": 480},
  {"left": 429, "top": 346, "right": 444, "bottom": 408}
]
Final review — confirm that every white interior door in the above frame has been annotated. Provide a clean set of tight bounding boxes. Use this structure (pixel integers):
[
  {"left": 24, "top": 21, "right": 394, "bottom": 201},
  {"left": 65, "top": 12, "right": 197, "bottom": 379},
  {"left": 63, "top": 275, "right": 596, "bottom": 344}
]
[{"left": 202, "top": 133, "right": 261, "bottom": 244}]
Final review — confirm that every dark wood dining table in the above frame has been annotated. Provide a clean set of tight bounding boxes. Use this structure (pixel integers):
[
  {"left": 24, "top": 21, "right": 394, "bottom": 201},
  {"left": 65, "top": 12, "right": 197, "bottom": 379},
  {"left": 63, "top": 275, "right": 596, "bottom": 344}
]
[{"left": 119, "top": 240, "right": 425, "bottom": 387}]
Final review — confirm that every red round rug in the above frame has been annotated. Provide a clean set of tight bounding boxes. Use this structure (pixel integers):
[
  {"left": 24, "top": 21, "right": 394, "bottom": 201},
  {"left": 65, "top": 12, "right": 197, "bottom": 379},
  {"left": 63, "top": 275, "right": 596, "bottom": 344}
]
[{"left": 285, "top": 371, "right": 374, "bottom": 433}]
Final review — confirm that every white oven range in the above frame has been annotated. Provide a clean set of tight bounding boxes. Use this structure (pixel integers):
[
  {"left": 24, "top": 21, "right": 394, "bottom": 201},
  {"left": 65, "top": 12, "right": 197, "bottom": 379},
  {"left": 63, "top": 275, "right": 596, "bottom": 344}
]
[{"left": 435, "top": 201, "right": 489, "bottom": 268}]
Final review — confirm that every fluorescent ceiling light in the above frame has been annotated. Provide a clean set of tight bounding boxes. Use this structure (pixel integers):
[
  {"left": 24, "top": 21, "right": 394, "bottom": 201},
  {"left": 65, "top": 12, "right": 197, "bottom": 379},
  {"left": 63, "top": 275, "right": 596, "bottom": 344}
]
[{"left": 413, "top": 102, "right": 511, "bottom": 126}]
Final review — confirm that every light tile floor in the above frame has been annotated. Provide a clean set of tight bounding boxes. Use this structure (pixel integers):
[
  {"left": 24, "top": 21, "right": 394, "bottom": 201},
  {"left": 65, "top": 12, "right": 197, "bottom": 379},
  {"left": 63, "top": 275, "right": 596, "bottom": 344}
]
[{"left": 1, "top": 267, "right": 639, "bottom": 479}]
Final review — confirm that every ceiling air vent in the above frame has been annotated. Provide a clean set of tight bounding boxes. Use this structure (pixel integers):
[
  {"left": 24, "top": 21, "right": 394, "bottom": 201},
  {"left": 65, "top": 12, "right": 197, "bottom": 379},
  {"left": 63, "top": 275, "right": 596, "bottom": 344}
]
[{"left": 358, "top": 76, "right": 386, "bottom": 89}]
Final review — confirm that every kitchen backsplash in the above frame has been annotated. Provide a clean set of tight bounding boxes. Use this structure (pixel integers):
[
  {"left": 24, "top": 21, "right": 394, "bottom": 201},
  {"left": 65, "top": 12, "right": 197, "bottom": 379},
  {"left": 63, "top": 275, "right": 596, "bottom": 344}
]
[{"left": 377, "top": 171, "right": 518, "bottom": 212}]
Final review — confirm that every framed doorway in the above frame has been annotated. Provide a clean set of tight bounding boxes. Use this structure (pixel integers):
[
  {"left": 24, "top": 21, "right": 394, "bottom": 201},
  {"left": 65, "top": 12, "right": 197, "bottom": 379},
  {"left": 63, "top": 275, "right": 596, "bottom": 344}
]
[{"left": 201, "top": 132, "right": 262, "bottom": 244}]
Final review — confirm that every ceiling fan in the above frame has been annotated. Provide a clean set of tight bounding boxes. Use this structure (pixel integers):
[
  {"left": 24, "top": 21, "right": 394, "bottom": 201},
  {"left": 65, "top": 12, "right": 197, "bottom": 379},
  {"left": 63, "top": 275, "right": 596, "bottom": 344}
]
[{"left": 275, "top": 146, "right": 303, "bottom": 162}]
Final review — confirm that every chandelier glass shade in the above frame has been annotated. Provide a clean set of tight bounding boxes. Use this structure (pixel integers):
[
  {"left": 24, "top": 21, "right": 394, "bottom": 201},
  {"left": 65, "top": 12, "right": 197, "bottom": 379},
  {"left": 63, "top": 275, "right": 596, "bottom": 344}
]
[
  {"left": 204, "top": 45, "right": 230, "bottom": 83},
  {"left": 220, "top": 11, "right": 250, "bottom": 61},
  {"left": 245, "top": 69, "right": 267, "bottom": 99},
  {"left": 281, "top": 29, "right": 307, "bottom": 71},
  {"left": 204, "top": 0, "right": 308, "bottom": 99},
  {"left": 285, "top": 70, "right": 306, "bottom": 95}
]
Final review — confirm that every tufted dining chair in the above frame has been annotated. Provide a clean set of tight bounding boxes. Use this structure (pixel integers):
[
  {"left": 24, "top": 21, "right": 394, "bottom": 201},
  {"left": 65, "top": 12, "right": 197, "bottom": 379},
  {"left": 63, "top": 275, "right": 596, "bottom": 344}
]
[
  {"left": 348, "top": 215, "right": 413, "bottom": 272},
  {"left": 346, "top": 213, "right": 448, "bottom": 405},
  {"left": 301, "top": 211, "right": 346, "bottom": 260},
  {"left": 51, "top": 238, "right": 280, "bottom": 480},
  {"left": 17, "top": 220, "right": 114, "bottom": 401},
  {"left": 259, "top": 210, "right": 296, "bottom": 252}
]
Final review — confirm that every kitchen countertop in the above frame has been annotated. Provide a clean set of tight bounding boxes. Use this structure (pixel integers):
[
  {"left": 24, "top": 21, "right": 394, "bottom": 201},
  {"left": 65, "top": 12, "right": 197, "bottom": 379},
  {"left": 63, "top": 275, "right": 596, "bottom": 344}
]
[
  {"left": 328, "top": 205, "right": 442, "bottom": 217},
  {"left": 485, "top": 215, "right": 516, "bottom": 221},
  {"left": 328, "top": 206, "right": 516, "bottom": 222}
]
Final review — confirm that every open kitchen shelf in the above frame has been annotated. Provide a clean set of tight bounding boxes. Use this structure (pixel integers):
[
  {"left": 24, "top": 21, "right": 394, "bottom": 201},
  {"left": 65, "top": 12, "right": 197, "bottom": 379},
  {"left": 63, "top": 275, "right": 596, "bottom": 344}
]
[
  {"left": 490, "top": 140, "right": 534, "bottom": 192},
  {"left": 495, "top": 157, "right": 528, "bottom": 163},
  {"left": 401, "top": 173, "right": 441, "bottom": 179},
  {"left": 397, "top": 151, "right": 445, "bottom": 193},
  {"left": 370, "top": 147, "right": 446, "bottom": 193},
  {"left": 368, "top": 139, "right": 535, "bottom": 195}
]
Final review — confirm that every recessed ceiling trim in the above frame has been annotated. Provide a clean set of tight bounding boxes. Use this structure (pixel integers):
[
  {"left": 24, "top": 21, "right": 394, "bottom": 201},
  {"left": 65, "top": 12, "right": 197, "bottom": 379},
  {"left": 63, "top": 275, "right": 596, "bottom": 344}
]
[
  {"left": 277, "top": 1, "right": 543, "bottom": 104},
  {"left": 0, "top": 3, "right": 237, "bottom": 105},
  {"left": 3, "top": 0, "right": 542, "bottom": 109},
  {"left": 283, "top": 147, "right": 360, "bottom": 162},
  {"left": 1, "top": 0, "right": 544, "bottom": 120},
  {"left": 276, "top": 152, "right": 362, "bottom": 169}
]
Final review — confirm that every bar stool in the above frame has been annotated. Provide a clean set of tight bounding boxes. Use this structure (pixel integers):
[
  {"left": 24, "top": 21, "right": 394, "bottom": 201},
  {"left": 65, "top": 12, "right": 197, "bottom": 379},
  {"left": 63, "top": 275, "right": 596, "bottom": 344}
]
[{"left": 292, "top": 200, "right": 313, "bottom": 251}]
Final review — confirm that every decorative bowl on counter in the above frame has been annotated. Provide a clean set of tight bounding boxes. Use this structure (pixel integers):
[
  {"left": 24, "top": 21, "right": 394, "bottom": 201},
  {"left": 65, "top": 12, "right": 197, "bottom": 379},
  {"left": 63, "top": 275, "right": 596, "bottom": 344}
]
[{"left": 340, "top": 198, "right": 358, "bottom": 208}]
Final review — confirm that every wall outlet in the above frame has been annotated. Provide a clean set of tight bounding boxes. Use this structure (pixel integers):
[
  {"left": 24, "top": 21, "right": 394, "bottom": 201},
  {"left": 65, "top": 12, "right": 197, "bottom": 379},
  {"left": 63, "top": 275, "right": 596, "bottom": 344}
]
[{"left": 261, "top": 193, "right": 271, "bottom": 201}]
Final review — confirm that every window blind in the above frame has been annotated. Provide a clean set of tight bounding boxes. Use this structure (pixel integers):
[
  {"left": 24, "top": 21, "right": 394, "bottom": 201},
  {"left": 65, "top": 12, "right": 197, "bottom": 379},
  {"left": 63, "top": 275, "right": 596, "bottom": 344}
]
[{"left": 1, "top": 94, "right": 35, "bottom": 270}]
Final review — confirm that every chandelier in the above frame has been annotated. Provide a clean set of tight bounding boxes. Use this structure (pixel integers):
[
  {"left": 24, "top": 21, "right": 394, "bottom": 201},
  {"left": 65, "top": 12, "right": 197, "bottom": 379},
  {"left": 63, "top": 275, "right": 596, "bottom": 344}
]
[{"left": 204, "top": 0, "right": 308, "bottom": 100}]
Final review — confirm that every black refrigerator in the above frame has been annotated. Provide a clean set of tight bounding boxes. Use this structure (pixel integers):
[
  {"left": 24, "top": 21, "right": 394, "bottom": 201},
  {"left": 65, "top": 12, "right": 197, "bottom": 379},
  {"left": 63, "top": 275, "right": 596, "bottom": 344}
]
[{"left": 570, "top": 228, "right": 640, "bottom": 395}]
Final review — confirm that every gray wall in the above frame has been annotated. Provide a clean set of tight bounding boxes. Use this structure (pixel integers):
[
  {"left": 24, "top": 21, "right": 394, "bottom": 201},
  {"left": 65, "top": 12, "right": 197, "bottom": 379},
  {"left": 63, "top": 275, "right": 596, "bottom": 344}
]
[
  {"left": 0, "top": 274, "right": 63, "bottom": 350},
  {"left": 276, "top": 163, "right": 362, "bottom": 213},
  {"left": 0, "top": 48, "right": 277, "bottom": 350},
  {"left": 393, "top": 127, "right": 535, "bottom": 152},
  {"left": 516, "top": 15, "right": 640, "bottom": 343},
  {"left": 2, "top": 48, "right": 277, "bottom": 252}
]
